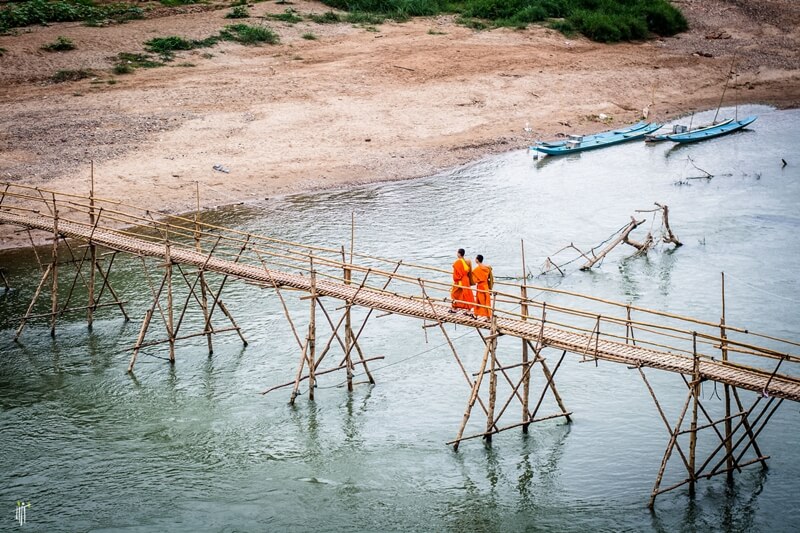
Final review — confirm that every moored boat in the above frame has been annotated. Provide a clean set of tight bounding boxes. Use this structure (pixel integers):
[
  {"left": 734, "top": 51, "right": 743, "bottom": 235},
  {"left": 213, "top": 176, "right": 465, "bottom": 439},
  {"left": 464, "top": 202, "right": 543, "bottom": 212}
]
[
  {"left": 645, "top": 118, "right": 733, "bottom": 143},
  {"left": 532, "top": 122, "right": 661, "bottom": 156},
  {"left": 665, "top": 115, "right": 757, "bottom": 143}
]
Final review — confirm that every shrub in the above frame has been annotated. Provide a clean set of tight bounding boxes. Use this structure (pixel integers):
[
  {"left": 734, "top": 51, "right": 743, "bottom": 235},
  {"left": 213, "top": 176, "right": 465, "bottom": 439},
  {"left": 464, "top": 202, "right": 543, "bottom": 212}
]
[
  {"left": 145, "top": 35, "right": 219, "bottom": 59},
  {"left": 301, "top": 32, "right": 317, "bottom": 40},
  {"left": 219, "top": 23, "right": 279, "bottom": 44},
  {"left": 269, "top": 8, "right": 302, "bottom": 23},
  {"left": 41, "top": 35, "right": 76, "bottom": 52},
  {"left": 345, "top": 11, "right": 384, "bottom": 24},
  {"left": 0, "top": 47, "right": 6, "bottom": 56},
  {"left": 226, "top": 5, "right": 250, "bottom": 18},
  {"left": 0, "top": 0, "right": 143, "bottom": 31},
  {"left": 52, "top": 68, "right": 94, "bottom": 83},
  {"left": 310, "top": 11, "right": 341, "bottom": 23}
]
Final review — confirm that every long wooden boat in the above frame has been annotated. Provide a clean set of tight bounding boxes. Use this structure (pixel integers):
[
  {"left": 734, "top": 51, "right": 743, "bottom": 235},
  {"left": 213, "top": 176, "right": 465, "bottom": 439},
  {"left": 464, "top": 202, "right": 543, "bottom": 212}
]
[
  {"left": 532, "top": 122, "right": 662, "bottom": 156},
  {"left": 665, "top": 115, "right": 757, "bottom": 143},
  {"left": 533, "top": 120, "right": 651, "bottom": 149},
  {"left": 645, "top": 118, "right": 733, "bottom": 143}
]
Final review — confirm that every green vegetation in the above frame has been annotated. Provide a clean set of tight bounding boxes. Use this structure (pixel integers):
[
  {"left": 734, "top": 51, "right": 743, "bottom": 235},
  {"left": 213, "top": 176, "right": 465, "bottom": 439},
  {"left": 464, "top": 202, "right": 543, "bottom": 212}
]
[
  {"left": 0, "top": 0, "right": 144, "bottom": 32},
  {"left": 427, "top": 28, "right": 446, "bottom": 34},
  {"left": 113, "top": 51, "right": 163, "bottom": 74},
  {"left": 269, "top": 8, "right": 303, "bottom": 23},
  {"left": 52, "top": 68, "right": 93, "bottom": 82},
  {"left": 145, "top": 24, "right": 278, "bottom": 60},
  {"left": 158, "top": 0, "right": 202, "bottom": 6},
  {"left": 310, "top": 11, "right": 341, "bottom": 24},
  {"left": 0, "top": 46, "right": 6, "bottom": 56},
  {"left": 318, "top": 0, "right": 687, "bottom": 42},
  {"left": 41, "top": 35, "right": 75, "bottom": 51},
  {"left": 301, "top": 31, "right": 317, "bottom": 40},
  {"left": 344, "top": 11, "right": 384, "bottom": 24},
  {"left": 225, "top": 5, "right": 250, "bottom": 18},
  {"left": 219, "top": 23, "right": 279, "bottom": 44}
]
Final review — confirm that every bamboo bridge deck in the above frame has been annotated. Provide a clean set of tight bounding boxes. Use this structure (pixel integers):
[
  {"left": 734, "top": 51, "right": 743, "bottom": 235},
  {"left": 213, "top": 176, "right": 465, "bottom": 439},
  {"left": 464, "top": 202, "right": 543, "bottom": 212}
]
[{"left": 2, "top": 208, "right": 798, "bottom": 403}]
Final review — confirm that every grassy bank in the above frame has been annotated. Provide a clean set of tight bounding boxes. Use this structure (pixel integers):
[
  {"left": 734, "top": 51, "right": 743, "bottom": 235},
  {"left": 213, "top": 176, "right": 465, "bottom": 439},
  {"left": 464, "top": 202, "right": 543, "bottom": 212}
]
[
  {"left": 0, "top": 0, "right": 144, "bottom": 32},
  {"left": 321, "top": 0, "right": 687, "bottom": 42}
]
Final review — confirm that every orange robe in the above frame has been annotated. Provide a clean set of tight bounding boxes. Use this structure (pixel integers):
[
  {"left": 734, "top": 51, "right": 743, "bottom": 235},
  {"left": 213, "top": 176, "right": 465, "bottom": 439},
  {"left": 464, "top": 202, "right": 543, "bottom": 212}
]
[
  {"left": 472, "top": 264, "right": 492, "bottom": 317},
  {"left": 451, "top": 258, "right": 474, "bottom": 309}
]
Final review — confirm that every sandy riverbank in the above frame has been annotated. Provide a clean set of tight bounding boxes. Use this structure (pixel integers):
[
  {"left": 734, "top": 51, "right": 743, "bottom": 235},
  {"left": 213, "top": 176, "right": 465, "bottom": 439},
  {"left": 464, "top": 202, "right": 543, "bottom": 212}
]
[{"left": 0, "top": 0, "right": 798, "bottom": 248}]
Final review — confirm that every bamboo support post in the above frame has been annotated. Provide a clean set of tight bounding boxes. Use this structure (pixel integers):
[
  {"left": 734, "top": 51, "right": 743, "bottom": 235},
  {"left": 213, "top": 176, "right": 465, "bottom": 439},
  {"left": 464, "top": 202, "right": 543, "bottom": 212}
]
[
  {"left": 453, "top": 341, "right": 492, "bottom": 452},
  {"left": 520, "top": 239, "right": 530, "bottom": 433},
  {"left": 688, "top": 332, "right": 700, "bottom": 496},
  {"left": 87, "top": 163, "right": 97, "bottom": 329},
  {"left": 307, "top": 256, "right": 317, "bottom": 401},
  {"left": 484, "top": 300, "right": 498, "bottom": 442},
  {"left": 721, "top": 272, "right": 733, "bottom": 481},
  {"left": 50, "top": 194, "right": 59, "bottom": 337}
]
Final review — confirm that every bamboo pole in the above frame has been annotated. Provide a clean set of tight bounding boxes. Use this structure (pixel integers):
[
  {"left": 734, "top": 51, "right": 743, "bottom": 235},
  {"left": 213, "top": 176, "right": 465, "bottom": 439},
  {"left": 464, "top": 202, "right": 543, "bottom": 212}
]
[
  {"left": 165, "top": 239, "right": 175, "bottom": 365},
  {"left": 308, "top": 256, "right": 317, "bottom": 401},
  {"left": 688, "top": 332, "right": 700, "bottom": 496},
  {"left": 453, "top": 342, "right": 492, "bottom": 452},
  {"left": 343, "top": 246, "right": 353, "bottom": 392},
  {"left": 721, "top": 272, "right": 733, "bottom": 481},
  {"left": 649, "top": 387, "right": 694, "bottom": 509},
  {"left": 485, "top": 303, "right": 498, "bottom": 442},
  {"left": 50, "top": 194, "right": 59, "bottom": 337},
  {"left": 196, "top": 182, "right": 213, "bottom": 355},
  {"left": 14, "top": 263, "right": 52, "bottom": 340},
  {"left": 520, "top": 240, "right": 530, "bottom": 433},
  {"left": 88, "top": 162, "right": 96, "bottom": 329}
]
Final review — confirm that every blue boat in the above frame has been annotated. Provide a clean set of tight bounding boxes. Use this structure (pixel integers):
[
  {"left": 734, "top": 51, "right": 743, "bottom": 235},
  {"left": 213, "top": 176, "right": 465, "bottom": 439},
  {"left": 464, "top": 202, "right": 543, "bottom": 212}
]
[
  {"left": 532, "top": 122, "right": 662, "bottom": 156},
  {"left": 665, "top": 115, "right": 757, "bottom": 143},
  {"left": 645, "top": 118, "right": 733, "bottom": 143},
  {"left": 532, "top": 120, "right": 651, "bottom": 149}
]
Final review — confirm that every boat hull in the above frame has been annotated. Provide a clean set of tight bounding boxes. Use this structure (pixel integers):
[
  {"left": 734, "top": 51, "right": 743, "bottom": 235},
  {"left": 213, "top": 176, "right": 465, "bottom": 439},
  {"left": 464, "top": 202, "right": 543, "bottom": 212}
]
[
  {"left": 532, "top": 123, "right": 661, "bottom": 156},
  {"left": 666, "top": 116, "right": 757, "bottom": 143}
]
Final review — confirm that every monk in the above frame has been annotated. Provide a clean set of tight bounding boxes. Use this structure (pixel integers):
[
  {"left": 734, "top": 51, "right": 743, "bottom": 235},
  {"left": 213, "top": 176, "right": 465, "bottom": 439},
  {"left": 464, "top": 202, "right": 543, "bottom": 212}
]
[
  {"left": 449, "top": 248, "right": 475, "bottom": 314},
  {"left": 472, "top": 254, "right": 493, "bottom": 319}
]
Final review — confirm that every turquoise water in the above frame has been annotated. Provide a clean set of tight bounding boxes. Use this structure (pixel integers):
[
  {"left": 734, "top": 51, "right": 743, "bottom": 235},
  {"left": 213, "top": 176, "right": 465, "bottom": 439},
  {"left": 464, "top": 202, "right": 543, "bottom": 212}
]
[{"left": 1, "top": 105, "right": 798, "bottom": 531}]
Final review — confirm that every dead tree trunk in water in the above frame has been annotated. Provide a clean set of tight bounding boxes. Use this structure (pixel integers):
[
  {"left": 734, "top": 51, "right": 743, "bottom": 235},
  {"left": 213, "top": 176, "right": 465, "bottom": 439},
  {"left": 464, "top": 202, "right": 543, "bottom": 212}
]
[{"left": 580, "top": 217, "right": 645, "bottom": 270}]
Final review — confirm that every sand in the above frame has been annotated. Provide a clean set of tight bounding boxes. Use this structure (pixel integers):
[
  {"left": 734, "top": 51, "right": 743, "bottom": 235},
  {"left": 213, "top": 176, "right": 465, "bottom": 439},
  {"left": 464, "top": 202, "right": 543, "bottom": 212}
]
[{"left": 0, "top": 0, "right": 798, "bottom": 247}]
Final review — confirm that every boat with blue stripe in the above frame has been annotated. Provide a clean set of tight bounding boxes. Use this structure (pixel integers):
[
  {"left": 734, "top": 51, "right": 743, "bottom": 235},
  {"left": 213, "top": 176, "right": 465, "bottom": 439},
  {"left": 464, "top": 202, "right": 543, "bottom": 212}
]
[
  {"left": 531, "top": 122, "right": 661, "bottom": 156},
  {"left": 665, "top": 115, "right": 757, "bottom": 143}
]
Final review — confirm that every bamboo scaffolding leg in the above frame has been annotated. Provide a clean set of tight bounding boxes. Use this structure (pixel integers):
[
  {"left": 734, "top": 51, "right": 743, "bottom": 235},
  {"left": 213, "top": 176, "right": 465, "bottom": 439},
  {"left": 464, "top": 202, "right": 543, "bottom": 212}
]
[
  {"left": 88, "top": 169, "right": 96, "bottom": 329},
  {"left": 342, "top": 246, "right": 353, "bottom": 392},
  {"left": 165, "top": 242, "right": 175, "bottom": 364},
  {"left": 93, "top": 253, "right": 130, "bottom": 321},
  {"left": 649, "top": 387, "right": 695, "bottom": 509},
  {"left": 452, "top": 342, "right": 492, "bottom": 452},
  {"left": 307, "top": 258, "right": 317, "bottom": 401},
  {"left": 484, "top": 308, "right": 498, "bottom": 442},
  {"left": 127, "top": 265, "right": 170, "bottom": 372},
  {"left": 0, "top": 268, "right": 9, "bottom": 291},
  {"left": 520, "top": 239, "right": 530, "bottom": 433},
  {"left": 525, "top": 341, "right": 570, "bottom": 420},
  {"left": 688, "top": 333, "right": 700, "bottom": 496},
  {"left": 14, "top": 263, "right": 53, "bottom": 341},
  {"left": 732, "top": 388, "right": 768, "bottom": 468},
  {"left": 50, "top": 196, "right": 59, "bottom": 337},
  {"left": 720, "top": 272, "right": 733, "bottom": 481}
]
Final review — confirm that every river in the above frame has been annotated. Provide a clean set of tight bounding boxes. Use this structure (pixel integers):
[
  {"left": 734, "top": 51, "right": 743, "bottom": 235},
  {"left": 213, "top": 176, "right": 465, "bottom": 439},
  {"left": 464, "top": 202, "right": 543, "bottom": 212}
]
[{"left": 1, "top": 105, "right": 798, "bottom": 531}]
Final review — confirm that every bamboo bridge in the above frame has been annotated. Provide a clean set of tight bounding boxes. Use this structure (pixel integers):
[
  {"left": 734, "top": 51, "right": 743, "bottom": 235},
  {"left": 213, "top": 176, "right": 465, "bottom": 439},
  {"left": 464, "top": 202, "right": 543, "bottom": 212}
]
[{"left": 1, "top": 181, "right": 798, "bottom": 507}]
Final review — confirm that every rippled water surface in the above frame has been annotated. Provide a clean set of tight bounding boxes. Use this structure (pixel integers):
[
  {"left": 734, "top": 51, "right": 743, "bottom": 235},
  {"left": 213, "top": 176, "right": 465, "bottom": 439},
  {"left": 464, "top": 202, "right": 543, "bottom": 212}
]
[{"left": 1, "top": 105, "right": 798, "bottom": 531}]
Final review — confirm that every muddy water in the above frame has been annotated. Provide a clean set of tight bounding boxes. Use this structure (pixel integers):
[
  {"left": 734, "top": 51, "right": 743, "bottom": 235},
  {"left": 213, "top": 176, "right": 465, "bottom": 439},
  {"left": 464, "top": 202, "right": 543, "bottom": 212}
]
[{"left": 1, "top": 105, "right": 798, "bottom": 531}]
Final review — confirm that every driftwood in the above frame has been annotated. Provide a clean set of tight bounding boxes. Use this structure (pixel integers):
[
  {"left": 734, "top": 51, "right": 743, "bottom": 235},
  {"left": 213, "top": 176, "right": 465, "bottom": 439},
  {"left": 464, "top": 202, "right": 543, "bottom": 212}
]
[{"left": 580, "top": 217, "right": 644, "bottom": 270}]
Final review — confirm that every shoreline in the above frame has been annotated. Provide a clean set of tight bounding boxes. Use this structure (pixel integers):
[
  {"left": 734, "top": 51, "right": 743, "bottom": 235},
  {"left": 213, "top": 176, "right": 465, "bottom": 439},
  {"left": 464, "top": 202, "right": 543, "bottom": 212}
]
[{"left": 1, "top": 0, "right": 799, "bottom": 249}]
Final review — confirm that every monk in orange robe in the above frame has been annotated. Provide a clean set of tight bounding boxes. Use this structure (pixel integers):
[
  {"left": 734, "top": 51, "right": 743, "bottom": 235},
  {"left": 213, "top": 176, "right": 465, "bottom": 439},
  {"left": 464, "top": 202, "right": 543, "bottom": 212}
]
[
  {"left": 450, "top": 248, "right": 475, "bottom": 313},
  {"left": 472, "top": 254, "right": 493, "bottom": 319}
]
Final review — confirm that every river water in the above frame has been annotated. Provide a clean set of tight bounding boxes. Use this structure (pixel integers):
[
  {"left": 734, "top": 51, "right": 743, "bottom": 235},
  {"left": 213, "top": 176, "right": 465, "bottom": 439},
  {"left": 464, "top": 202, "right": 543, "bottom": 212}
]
[{"left": 1, "top": 105, "right": 798, "bottom": 531}]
